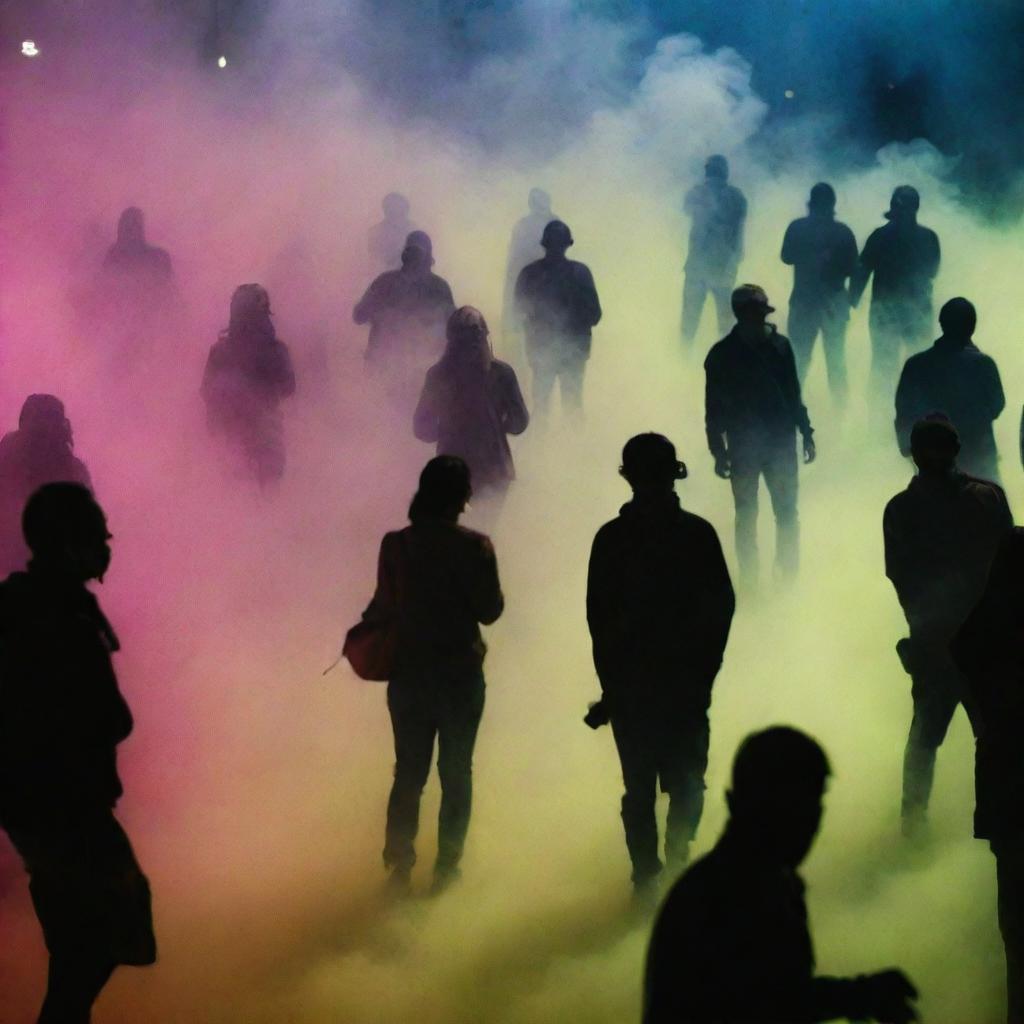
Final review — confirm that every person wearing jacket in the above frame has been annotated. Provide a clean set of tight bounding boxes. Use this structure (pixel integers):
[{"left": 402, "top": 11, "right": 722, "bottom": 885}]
[
  {"left": 363, "top": 457, "right": 504, "bottom": 895},
  {"left": 587, "top": 433, "right": 734, "bottom": 895},
  {"left": 0, "top": 483, "right": 155, "bottom": 1023},
  {"left": 895, "top": 297, "right": 1005, "bottom": 483},
  {"left": 705, "top": 284, "right": 816, "bottom": 590}
]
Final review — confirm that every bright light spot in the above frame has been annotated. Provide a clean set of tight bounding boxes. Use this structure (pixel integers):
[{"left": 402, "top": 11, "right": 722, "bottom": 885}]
[
  {"left": 217, "top": 55, "right": 227, "bottom": 69},
  {"left": 784, "top": 89, "right": 795, "bottom": 100},
  {"left": 21, "top": 40, "right": 39, "bottom": 58}
]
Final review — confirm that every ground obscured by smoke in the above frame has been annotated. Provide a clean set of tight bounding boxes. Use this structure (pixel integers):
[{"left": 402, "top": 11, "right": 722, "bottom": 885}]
[{"left": 0, "top": 6, "right": 1021, "bottom": 1022}]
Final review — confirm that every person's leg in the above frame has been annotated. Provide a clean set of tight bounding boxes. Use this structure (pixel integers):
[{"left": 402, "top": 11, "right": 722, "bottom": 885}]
[
  {"left": 681, "top": 274, "right": 708, "bottom": 345},
  {"left": 38, "top": 957, "right": 115, "bottom": 1024},
  {"left": 711, "top": 283, "right": 735, "bottom": 339},
  {"left": 530, "top": 352, "right": 556, "bottom": 421},
  {"left": 611, "top": 711, "right": 661, "bottom": 885},
  {"left": 728, "top": 453, "right": 761, "bottom": 592},
  {"left": 434, "top": 670, "right": 486, "bottom": 886},
  {"left": 763, "top": 441, "right": 800, "bottom": 582},
  {"left": 869, "top": 301, "right": 903, "bottom": 424},
  {"left": 662, "top": 710, "right": 711, "bottom": 875},
  {"left": 559, "top": 349, "right": 587, "bottom": 422},
  {"left": 786, "top": 303, "right": 819, "bottom": 386},
  {"left": 993, "top": 835, "right": 1024, "bottom": 1024},
  {"left": 820, "top": 300, "right": 850, "bottom": 410}
]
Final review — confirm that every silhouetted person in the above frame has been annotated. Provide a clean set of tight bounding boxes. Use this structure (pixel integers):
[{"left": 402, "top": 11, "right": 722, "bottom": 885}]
[
  {"left": 0, "top": 483, "right": 155, "bottom": 1023},
  {"left": 587, "top": 434, "right": 734, "bottom": 895},
  {"left": 681, "top": 155, "right": 747, "bottom": 346},
  {"left": 705, "top": 285, "right": 815, "bottom": 590},
  {"left": 353, "top": 231, "right": 456, "bottom": 408},
  {"left": 884, "top": 416, "right": 1012, "bottom": 837},
  {"left": 414, "top": 307, "right": 529, "bottom": 512},
  {"left": 644, "top": 726, "right": 919, "bottom": 1024},
  {"left": 502, "top": 188, "right": 555, "bottom": 338},
  {"left": 895, "top": 297, "right": 1005, "bottom": 483},
  {"left": 102, "top": 207, "right": 173, "bottom": 287},
  {"left": 0, "top": 396, "right": 93, "bottom": 576},
  {"left": 361, "top": 457, "right": 503, "bottom": 894},
  {"left": 201, "top": 284, "right": 296, "bottom": 487},
  {"left": 513, "top": 220, "right": 601, "bottom": 421},
  {"left": 952, "top": 528, "right": 1024, "bottom": 1024},
  {"left": 850, "top": 186, "right": 941, "bottom": 407},
  {"left": 780, "top": 182, "right": 858, "bottom": 406},
  {"left": 368, "top": 193, "right": 416, "bottom": 271}
]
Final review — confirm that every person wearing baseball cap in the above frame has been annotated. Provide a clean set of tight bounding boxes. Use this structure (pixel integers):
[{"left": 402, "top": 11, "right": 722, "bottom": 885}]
[{"left": 704, "top": 284, "right": 815, "bottom": 591}]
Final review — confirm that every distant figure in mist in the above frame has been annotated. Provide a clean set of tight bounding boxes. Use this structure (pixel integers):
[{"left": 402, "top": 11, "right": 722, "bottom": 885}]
[
  {"left": 102, "top": 206, "right": 173, "bottom": 287},
  {"left": 587, "top": 434, "right": 734, "bottom": 897},
  {"left": 644, "top": 726, "right": 919, "bottom": 1024},
  {"left": 849, "top": 186, "right": 941, "bottom": 409},
  {"left": 414, "top": 307, "right": 529, "bottom": 515},
  {"left": 201, "top": 284, "right": 296, "bottom": 488},
  {"left": 0, "top": 483, "right": 155, "bottom": 1023},
  {"left": 895, "top": 297, "right": 1005, "bottom": 483},
  {"left": 884, "top": 416, "right": 1012, "bottom": 838},
  {"left": 780, "top": 182, "right": 859, "bottom": 406},
  {"left": 362, "top": 457, "right": 503, "bottom": 895},
  {"left": 681, "top": 155, "right": 747, "bottom": 346},
  {"left": 705, "top": 285, "right": 815, "bottom": 591},
  {"left": 502, "top": 188, "right": 556, "bottom": 339},
  {"left": 353, "top": 231, "right": 456, "bottom": 408},
  {"left": 513, "top": 220, "right": 601, "bottom": 421},
  {"left": 368, "top": 193, "right": 416, "bottom": 271},
  {"left": 952, "top": 528, "right": 1024, "bottom": 1024}
]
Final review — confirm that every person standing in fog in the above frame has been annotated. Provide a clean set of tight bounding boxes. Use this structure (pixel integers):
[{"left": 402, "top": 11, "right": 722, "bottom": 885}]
[
  {"left": 502, "top": 188, "right": 555, "bottom": 342},
  {"left": 884, "top": 416, "right": 1012, "bottom": 839},
  {"left": 850, "top": 186, "right": 941, "bottom": 409},
  {"left": 780, "top": 182, "right": 858, "bottom": 406},
  {"left": 0, "top": 483, "right": 156, "bottom": 1024},
  {"left": 102, "top": 206, "right": 174, "bottom": 291},
  {"left": 0, "top": 395, "right": 93, "bottom": 576},
  {"left": 895, "top": 297, "right": 1005, "bottom": 483},
  {"left": 513, "top": 220, "right": 601, "bottom": 421},
  {"left": 201, "top": 284, "right": 296, "bottom": 488},
  {"left": 952, "top": 528, "right": 1024, "bottom": 1024},
  {"left": 705, "top": 285, "right": 815, "bottom": 591},
  {"left": 414, "top": 307, "right": 529, "bottom": 515},
  {"left": 361, "top": 457, "right": 503, "bottom": 895},
  {"left": 587, "top": 434, "right": 734, "bottom": 898},
  {"left": 681, "top": 155, "right": 747, "bottom": 347},
  {"left": 367, "top": 193, "right": 416, "bottom": 271},
  {"left": 644, "top": 727, "right": 919, "bottom": 1024}
]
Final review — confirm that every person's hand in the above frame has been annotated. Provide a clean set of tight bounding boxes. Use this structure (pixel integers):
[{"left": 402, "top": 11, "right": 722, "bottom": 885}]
[
  {"left": 803, "top": 437, "right": 817, "bottom": 464},
  {"left": 714, "top": 454, "right": 731, "bottom": 479},
  {"left": 863, "top": 969, "right": 919, "bottom": 1024}
]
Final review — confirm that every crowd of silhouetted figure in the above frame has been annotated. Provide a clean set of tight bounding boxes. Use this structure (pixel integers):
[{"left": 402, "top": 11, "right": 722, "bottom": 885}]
[{"left": 2, "top": 160, "right": 1024, "bottom": 1024}]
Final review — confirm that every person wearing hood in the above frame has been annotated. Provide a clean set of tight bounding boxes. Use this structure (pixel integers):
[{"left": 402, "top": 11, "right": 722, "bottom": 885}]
[
  {"left": 501, "top": 189, "right": 556, "bottom": 343},
  {"left": 0, "top": 483, "right": 155, "bottom": 1023},
  {"left": 850, "top": 186, "right": 941, "bottom": 407},
  {"left": 884, "top": 416, "right": 1012, "bottom": 839},
  {"left": 414, "top": 307, "right": 529, "bottom": 512},
  {"left": 704, "top": 285, "right": 816, "bottom": 591},
  {"left": 102, "top": 206, "right": 173, "bottom": 285},
  {"left": 780, "top": 182, "right": 859, "bottom": 406},
  {"left": 895, "top": 297, "right": 1005, "bottom": 483},
  {"left": 0, "top": 395, "right": 93, "bottom": 576},
  {"left": 201, "top": 284, "right": 296, "bottom": 487},
  {"left": 367, "top": 193, "right": 416, "bottom": 272},
  {"left": 587, "top": 434, "right": 735, "bottom": 896}
]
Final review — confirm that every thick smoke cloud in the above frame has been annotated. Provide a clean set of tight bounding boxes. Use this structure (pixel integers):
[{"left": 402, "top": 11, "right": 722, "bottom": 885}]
[{"left": 0, "top": 1, "right": 1022, "bottom": 1022}]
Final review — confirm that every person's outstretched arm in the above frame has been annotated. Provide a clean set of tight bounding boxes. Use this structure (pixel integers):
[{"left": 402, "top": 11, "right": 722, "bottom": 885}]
[{"left": 468, "top": 537, "right": 504, "bottom": 625}]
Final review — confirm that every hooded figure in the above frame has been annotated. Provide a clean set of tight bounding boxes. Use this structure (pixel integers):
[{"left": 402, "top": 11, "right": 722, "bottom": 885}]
[
  {"left": 102, "top": 207, "right": 173, "bottom": 282},
  {"left": 201, "top": 284, "right": 296, "bottom": 486},
  {"left": 414, "top": 307, "right": 529, "bottom": 500}
]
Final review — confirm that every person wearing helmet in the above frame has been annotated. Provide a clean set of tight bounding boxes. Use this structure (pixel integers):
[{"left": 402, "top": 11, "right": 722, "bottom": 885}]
[
  {"left": 894, "top": 298, "right": 1005, "bottom": 482},
  {"left": 849, "top": 186, "right": 941, "bottom": 414},
  {"left": 780, "top": 182, "right": 859, "bottom": 405},
  {"left": 0, "top": 395, "right": 93, "bottom": 575},
  {"left": 513, "top": 219, "right": 601, "bottom": 421},
  {"left": 353, "top": 231, "right": 456, "bottom": 409},
  {"left": 201, "top": 284, "right": 296, "bottom": 487},
  {"left": 681, "top": 155, "right": 747, "bottom": 347},
  {"left": 367, "top": 192, "right": 416, "bottom": 272},
  {"left": 414, "top": 307, "right": 529, "bottom": 516},
  {"left": 704, "top": 285, "right": 815, "bottom": 590},
  {"left": 501, "top": 189, "right": 557, "bottom": 350},
  {"left": 884, "top": 415, "right": 1012, "bottom": 840},
  {"left": 587, "top": 434, "right": 734, "bottom": 897}
]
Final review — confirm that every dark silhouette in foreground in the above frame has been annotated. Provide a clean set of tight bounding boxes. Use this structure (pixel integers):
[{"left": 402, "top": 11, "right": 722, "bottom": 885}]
[
  {"left": 513, "top": 220, "right": 601, "bottom": 422},
  {"left": 414, "top": 307, "right": 529, "bottom": 510},
  {"left": 705, "top": 284, "right": 816, "bottom": 591},
  {"left": 780, "top": 182, "right": 858, "bottom": 406},
  {"left": 587, "top": 434, "right": 734, "bottom": 895},
  {"left": 895, "top": 297, "right": 1005, "bottom": 483},
  {"left": 502, "top": 188, "right": 556, "bottom": 341},
  {"left": 953, "top": 528, "right": 1024, "bottom": 1024},
  {"left": 361, "top": 457, "right": 503, "bottom": 895},
  {"left": 368, "top": 193, "right": 416, "bottom": 271},
  {"left": 884, "top": 416, "right": 1012, "bottom": 838},
  {"left": 681, "top": 155, "right": 747, "bottom": 345},
  {"left": 201, "top": 284, "right": 296, "bottom": 487},
  {"left": 0, "top": 395, "right": 93, "bottom": 576},
  {"left": 0, "top": 483, "right": 155, "bottom": 1023},
  {"left": 849, "top": 186, "right": 941, "bottom": 411},
  {"left": 644, "top": 726, "right": 919, "bottom": 1024}
]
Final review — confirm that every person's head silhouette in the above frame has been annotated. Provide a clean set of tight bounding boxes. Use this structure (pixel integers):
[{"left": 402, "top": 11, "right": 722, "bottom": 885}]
[
  {"left": 23, "top": 482, "right": 111, "bottom": 582},
  {"left": 910, "top": 415, "right": 960, "bottom": 478},
  {"left": 620, "top": 433, "right": 688, "bottom": 496},
  {"left": 408, "top": 456, "right": 472, "bottom": 524},
  {"left": 540, "top": 220, "right": 573, "bottom": 256},
  {"left": 938, "top": 297, "right": 976, "bottom": 341}
]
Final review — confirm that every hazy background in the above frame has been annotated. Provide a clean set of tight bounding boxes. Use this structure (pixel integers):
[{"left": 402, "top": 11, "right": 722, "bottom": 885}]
[{"left": 0, "top": 2, "right": 1022, "bottom": 1021}]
